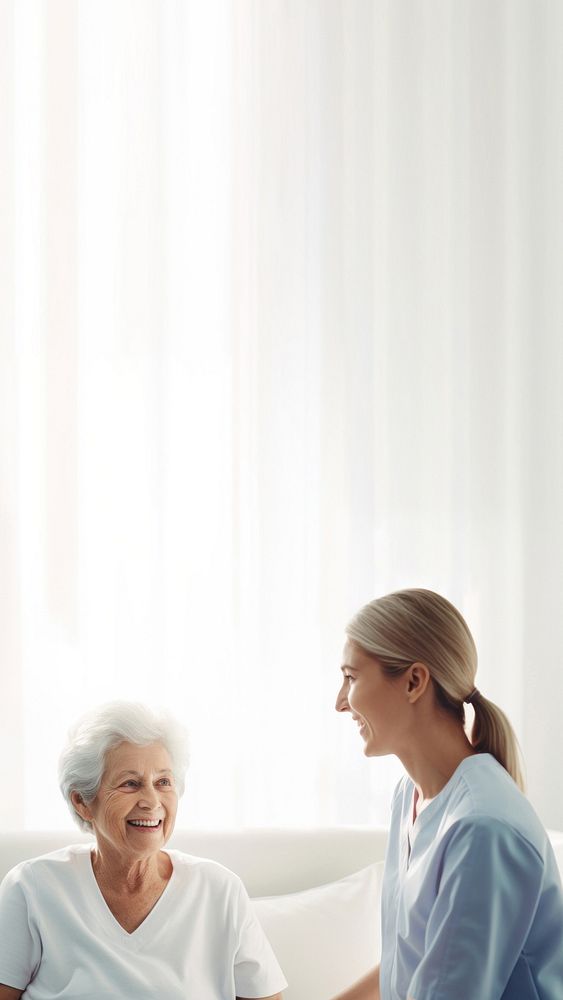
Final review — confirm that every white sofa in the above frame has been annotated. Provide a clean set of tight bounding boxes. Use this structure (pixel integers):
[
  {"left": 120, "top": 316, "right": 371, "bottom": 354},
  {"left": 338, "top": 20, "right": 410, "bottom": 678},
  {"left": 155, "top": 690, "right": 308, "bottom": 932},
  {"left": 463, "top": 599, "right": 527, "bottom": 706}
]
[{"left": 1, "top": 827, "right": 562, "bottom": 1000}]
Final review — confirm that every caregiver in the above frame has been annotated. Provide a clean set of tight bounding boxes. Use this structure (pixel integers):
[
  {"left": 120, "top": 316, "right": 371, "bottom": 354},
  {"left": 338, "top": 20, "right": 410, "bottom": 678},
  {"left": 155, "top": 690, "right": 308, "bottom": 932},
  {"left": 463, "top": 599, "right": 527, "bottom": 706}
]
[{"left": 332, "top": 588, "right": 563, "bottom": 1000}]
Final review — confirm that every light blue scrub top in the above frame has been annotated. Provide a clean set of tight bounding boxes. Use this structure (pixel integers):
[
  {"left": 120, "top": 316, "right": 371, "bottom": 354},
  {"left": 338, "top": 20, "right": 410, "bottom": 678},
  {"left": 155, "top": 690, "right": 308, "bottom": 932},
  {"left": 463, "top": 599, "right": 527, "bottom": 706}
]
[{"left": 380, "top": 754, "right": 563, "bottom": 1000}]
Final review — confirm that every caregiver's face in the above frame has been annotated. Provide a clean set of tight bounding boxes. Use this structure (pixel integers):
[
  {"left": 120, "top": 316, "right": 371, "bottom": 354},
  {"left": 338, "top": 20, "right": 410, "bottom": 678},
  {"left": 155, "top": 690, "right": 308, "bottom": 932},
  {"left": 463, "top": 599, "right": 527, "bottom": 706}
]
[
  {"left": 335, "top": 639, "right": 406, "bottom": 756},
  {"left": 79, "top": 741, "right": 178, "bottom": 858}
]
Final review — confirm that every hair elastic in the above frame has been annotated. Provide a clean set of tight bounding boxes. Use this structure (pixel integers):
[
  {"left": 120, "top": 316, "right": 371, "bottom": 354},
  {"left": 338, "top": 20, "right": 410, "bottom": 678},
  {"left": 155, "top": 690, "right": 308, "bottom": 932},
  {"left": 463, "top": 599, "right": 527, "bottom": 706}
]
[{"left": 464, "top": 687, "right": 479, "bottom": 704}]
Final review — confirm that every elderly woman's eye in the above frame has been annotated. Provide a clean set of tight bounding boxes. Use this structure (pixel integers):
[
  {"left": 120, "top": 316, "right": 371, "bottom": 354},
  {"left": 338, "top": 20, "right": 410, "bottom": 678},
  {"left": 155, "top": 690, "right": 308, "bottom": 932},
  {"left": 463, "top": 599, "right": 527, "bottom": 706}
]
[{"left": 158, "top": 777, "right": 172, "bottom": 786}]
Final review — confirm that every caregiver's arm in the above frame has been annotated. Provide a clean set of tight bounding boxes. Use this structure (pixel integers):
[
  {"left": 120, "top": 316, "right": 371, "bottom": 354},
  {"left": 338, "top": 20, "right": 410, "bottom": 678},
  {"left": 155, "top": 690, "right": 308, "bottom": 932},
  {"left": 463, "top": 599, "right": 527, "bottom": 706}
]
[
  {"left": 331, "top": 964, "right": 380, "bottom": 1000},
  {"left": 0, "top": 985, "right": 24, "bottom": 999},
  {"left": 408, "top": 818, "right": 544, "bottom": 999}
]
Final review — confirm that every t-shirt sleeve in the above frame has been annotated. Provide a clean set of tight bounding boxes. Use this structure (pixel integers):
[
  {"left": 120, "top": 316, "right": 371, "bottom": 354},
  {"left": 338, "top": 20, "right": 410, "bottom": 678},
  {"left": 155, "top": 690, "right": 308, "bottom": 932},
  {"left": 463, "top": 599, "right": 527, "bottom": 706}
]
[
  {"left": 408, "top": 817, "right": 545, "bottom": 1000},
  {"left": 233, "top": 880, "right": 287, "bottom": 998},
  {"left": 0, "top": 865, "right": 41, "bottom": 990}
]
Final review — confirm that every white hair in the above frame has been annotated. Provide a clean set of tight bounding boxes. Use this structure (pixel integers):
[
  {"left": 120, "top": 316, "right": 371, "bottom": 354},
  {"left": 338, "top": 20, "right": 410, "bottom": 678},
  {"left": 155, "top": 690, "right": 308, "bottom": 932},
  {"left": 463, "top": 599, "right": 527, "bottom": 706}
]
[{"left": 58, "top": 701, "right": 190, "bottom": 832}]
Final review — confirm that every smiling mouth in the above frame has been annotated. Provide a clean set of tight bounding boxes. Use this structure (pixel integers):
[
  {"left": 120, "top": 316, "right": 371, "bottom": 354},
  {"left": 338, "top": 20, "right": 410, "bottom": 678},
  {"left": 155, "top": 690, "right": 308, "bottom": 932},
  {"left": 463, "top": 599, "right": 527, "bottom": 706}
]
[{"left": 127, "top": 819, "right": 163, "bottom": 830}]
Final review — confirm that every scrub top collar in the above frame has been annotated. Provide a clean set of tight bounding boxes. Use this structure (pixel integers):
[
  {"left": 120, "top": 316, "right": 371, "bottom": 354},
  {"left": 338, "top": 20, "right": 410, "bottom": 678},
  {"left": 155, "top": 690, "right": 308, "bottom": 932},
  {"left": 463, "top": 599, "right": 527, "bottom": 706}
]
[{"left": 409, "top": 752, "right": 492, "bottom": 836}]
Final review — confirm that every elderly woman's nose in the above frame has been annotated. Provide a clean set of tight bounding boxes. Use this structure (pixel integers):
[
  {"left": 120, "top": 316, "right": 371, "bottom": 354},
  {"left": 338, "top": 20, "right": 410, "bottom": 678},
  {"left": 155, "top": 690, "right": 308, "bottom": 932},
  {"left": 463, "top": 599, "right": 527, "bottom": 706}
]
[{"left": 138, "top": 785, "right": 160, "bottom": 807}]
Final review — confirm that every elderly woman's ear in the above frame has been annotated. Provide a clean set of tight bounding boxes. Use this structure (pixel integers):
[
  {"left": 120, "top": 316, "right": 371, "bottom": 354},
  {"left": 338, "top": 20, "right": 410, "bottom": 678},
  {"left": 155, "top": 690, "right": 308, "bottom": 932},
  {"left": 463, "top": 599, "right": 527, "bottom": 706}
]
[{"left": 70, "top": 791, "right": 92, "bottom": 824}]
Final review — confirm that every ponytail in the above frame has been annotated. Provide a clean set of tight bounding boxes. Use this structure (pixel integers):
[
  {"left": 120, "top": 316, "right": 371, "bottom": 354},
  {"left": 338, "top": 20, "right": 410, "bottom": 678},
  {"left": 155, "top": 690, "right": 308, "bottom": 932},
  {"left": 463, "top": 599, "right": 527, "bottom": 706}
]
[{"left": 470, "top": 691, "right": 525, "bottom": 792}]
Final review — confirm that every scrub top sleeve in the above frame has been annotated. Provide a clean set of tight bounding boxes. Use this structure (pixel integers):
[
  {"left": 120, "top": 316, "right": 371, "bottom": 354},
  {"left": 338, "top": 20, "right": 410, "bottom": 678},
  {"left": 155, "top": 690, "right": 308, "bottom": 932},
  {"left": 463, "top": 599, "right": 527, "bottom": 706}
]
[
  {"left": 233, "top": 881, "right": 288, "bottom": 998},
  {"left": 0, "top": 867, "right": 41, "bottom": 991},
  {"left": 408, "top": 817, "right": 544, "bottom": 1000}
]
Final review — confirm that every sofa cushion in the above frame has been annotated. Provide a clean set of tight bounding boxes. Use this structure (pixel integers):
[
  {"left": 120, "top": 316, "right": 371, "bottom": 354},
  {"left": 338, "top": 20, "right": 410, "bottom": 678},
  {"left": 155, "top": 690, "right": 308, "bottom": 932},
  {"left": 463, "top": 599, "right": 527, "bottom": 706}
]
[{"left": 252, "top": 861, "right": 384, "bottom": 1000}]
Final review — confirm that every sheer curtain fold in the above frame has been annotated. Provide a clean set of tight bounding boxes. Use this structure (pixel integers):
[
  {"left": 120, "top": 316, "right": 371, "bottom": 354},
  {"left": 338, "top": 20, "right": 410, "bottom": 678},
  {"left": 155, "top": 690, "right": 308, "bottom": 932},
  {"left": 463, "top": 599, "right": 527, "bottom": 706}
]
[{"left": 1, "top": 0, "right": 562, "bottom": 831}]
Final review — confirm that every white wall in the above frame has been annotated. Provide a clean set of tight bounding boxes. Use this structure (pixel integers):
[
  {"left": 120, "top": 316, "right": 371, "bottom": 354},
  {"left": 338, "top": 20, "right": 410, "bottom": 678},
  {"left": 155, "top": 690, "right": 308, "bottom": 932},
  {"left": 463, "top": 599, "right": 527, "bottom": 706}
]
[{"left": 1, "top": 0, "right": 562, "bottom": 831}]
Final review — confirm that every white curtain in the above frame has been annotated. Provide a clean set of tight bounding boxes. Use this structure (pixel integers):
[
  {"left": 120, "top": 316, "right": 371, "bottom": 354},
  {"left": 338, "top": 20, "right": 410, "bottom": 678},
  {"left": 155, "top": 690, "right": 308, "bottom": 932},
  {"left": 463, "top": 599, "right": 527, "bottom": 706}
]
[{"left": 1, "top": 0, "right": 562, "bottom": 832}]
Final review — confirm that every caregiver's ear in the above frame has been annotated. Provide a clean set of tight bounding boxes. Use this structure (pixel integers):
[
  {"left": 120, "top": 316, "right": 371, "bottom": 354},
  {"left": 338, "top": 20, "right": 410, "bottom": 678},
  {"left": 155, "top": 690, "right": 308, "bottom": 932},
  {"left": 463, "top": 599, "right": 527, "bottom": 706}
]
[{"left": 405, "top": 662, "right": 431, "bottom": 703}]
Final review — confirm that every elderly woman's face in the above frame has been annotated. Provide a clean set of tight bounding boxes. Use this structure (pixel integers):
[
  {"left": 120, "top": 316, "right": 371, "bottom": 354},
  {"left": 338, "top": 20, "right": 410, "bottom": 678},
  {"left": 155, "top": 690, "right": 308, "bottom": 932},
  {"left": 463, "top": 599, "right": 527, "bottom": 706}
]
[{"left": 81, "top": 741, "right": 178, "bottom": 857}]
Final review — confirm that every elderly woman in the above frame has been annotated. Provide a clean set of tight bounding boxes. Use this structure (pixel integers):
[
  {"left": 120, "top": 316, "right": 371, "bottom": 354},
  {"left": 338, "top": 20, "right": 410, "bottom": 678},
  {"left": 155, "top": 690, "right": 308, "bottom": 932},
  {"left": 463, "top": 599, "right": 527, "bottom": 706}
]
[{"left": 0, "top": 701, "right": 286, "bottom": 1000}]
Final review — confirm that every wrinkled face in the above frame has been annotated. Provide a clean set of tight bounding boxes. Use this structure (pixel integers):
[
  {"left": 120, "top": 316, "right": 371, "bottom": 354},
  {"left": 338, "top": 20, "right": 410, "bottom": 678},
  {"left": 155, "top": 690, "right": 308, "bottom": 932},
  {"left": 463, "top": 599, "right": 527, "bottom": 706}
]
[
  {"left": 75, "top": 741, "right": 178, "bottom": 858},
  {"left": 335, "top": 640, "right": 408, "bottom": 756}
]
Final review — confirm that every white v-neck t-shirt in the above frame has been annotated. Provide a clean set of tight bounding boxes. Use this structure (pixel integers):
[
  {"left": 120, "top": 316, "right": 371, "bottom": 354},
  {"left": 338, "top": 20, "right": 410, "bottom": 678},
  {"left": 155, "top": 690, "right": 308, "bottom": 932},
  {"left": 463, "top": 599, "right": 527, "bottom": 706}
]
[
  {"left": 0, "top": 844, "right": 287, "bottom": 999},
  {"left": 380, "top": 754, "right": 563, "bottom": 1000}
]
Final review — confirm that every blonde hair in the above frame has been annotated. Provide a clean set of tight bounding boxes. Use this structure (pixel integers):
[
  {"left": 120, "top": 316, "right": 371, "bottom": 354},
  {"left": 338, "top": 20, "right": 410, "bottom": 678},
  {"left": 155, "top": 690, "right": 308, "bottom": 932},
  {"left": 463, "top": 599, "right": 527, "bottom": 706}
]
[{"left": 346, "top": 588, "right": 525, "bottom": 791}]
